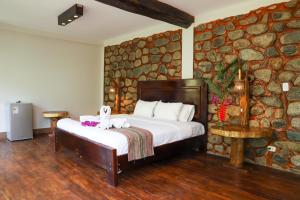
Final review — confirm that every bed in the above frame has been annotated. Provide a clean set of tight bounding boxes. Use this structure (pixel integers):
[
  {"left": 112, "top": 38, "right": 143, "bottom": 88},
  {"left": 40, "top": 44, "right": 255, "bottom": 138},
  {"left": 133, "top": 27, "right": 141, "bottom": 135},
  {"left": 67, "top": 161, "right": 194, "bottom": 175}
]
[{"left": 54, "top": 79, "right": 208, "bottom": 186}]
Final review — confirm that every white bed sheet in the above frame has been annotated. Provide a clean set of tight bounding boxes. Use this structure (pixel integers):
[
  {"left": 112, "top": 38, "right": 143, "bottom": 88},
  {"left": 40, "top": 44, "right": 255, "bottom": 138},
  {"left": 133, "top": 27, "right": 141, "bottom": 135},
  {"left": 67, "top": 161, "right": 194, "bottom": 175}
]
[{"left": 57, "top": 114, "right": 205, "bottom": 156}]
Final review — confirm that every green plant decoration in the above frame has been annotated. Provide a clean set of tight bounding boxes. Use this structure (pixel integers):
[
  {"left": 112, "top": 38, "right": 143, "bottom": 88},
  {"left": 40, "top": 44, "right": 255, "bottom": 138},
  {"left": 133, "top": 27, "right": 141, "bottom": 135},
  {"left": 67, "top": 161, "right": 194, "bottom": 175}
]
[{"left": 204, "top": 59, "right": 240, "bottom": 101}]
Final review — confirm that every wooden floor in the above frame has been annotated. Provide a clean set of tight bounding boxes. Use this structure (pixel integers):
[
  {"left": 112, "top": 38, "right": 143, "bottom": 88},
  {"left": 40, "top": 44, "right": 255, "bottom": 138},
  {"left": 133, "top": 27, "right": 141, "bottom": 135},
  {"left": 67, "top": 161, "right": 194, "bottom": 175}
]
[{"left": 0, "top": 135, "right": 300, "bottom": 200}]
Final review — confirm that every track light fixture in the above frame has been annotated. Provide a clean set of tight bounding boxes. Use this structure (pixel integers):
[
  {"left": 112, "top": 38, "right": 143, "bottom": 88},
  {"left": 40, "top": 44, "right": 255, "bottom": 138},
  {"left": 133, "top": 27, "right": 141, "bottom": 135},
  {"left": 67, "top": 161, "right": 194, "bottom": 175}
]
[{"left": 58, "top": 4, "right": 83, "bottom": 26}]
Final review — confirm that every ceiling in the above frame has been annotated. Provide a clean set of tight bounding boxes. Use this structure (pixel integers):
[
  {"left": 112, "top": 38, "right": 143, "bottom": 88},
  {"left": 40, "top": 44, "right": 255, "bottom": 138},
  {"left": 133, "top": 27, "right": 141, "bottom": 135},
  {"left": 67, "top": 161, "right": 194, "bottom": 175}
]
[{"left": 0, "top": 0, "right": 245, "bottom": 45}]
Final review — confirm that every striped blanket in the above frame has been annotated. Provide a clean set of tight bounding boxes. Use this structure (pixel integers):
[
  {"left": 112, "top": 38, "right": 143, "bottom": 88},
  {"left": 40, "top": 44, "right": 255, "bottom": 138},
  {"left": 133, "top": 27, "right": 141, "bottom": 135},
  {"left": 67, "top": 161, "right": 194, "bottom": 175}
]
[{"left": 110, "top": 126, "right": 154, "bottom": 161}]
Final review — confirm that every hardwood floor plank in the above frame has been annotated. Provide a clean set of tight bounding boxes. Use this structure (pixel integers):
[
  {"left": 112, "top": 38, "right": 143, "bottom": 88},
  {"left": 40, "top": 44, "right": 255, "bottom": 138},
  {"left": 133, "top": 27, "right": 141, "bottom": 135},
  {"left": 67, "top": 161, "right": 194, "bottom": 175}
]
[{"left": 0, "top": 135, "right": 299, "bottom": 200}]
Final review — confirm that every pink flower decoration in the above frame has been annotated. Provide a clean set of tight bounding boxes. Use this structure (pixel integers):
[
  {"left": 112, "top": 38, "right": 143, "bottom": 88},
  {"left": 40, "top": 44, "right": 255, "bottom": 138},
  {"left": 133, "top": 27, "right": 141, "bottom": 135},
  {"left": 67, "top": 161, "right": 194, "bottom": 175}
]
[
  {"left": 211, "top": 95, "right": 219, "bottom": 105},
  {"left": 81, "top": 121, "right": 100, "bottom": 127}
]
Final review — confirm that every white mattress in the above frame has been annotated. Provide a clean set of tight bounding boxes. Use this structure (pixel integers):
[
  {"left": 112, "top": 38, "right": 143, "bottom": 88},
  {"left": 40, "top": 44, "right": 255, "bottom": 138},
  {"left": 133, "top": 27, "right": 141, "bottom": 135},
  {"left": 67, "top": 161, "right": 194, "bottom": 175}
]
[{"left": 57, "top": 114, "right": 205, "bottom": 156}]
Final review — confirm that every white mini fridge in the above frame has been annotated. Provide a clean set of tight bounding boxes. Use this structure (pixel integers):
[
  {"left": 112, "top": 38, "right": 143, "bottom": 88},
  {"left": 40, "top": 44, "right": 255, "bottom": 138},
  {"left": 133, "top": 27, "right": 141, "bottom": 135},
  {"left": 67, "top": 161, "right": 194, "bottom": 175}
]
[{"left": 6, "top": 103, "right": 33, "bottom": 141}]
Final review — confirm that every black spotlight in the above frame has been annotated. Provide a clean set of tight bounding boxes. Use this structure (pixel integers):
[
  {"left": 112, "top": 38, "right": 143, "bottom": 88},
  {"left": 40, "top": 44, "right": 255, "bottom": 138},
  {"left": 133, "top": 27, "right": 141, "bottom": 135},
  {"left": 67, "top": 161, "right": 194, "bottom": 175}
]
[{"left": 58, "top": 4, "right": 83, "bottom": 26}]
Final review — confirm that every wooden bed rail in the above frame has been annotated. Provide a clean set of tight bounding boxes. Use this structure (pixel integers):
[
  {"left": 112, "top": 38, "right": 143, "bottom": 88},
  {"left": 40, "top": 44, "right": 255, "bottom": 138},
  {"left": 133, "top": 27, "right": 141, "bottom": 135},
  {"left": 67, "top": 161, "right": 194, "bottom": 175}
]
[{"left": 55, "top": 128, "right": 118, "bottom": 186}]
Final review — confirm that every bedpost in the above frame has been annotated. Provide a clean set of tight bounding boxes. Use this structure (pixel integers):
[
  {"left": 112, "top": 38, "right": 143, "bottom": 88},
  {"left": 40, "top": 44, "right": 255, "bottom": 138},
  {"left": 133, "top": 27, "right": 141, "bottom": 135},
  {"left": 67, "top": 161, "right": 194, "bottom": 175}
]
[
  {"left": 200, "top": 81, "right": 208, "bottom": 153},
  {"left": 106, "top": 149, "right": 118, "bottom": 186}
]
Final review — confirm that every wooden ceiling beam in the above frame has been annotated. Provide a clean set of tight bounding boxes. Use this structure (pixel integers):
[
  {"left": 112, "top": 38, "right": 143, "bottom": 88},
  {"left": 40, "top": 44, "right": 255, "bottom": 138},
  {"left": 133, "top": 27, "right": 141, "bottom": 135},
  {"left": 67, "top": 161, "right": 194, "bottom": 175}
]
[{"left": 95, "top": 0, "right": 194, "bottom": 28}]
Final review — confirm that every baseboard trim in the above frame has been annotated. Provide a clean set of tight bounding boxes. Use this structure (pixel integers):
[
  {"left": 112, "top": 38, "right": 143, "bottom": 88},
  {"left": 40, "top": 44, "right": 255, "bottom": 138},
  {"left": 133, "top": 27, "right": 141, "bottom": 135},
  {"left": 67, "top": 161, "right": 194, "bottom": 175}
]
[
  {"left": 0, "top": 132, "right": 6, "bottom": 140},
  {"left": 0, "top": 128, "right": 50, "bottom": 140},
  {"left": 33, "top": 128, "right": 50, "bottom": 136}
]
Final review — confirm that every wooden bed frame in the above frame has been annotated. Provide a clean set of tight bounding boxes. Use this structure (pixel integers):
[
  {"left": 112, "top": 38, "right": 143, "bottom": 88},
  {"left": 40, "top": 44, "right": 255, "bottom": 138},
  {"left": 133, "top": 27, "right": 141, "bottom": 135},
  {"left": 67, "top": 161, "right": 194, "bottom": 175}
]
[{"left": 54, "top": 79, "right": 208, "bottom": 186}]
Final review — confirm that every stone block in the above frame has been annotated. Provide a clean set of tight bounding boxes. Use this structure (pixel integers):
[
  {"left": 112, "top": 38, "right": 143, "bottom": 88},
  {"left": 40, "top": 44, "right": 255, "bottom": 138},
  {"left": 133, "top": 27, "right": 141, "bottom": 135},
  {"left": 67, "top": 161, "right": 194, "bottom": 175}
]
[
  {"left": 213, "top": 25, "right": 226, "bottom": 35},
  {"left": 272, "top": 22, "right": 285, "bottom": 32},
  {"left": 227, "top": 105, "right": 240, "bottom": 116},
  {"left": 249, "top": 120, "right": 259, "bottom": 127},
  {"left": 279, "top": 71, "right": 295, "bottom": 82},
  {"left": 240, "top": 49, "right": 264, "bottom": 61},
  {"left": 195, "top": 31, "right": 212, "bottom": 41},
  {"left": 233, "top": 39, "right": 250, "bottom": 49},
  {"left": 157, "top": 75, "right": 167, "bottom": 80},
  {"left": 265, "top": 107, "right": 274, "bottom": 117},
  {"left": 273, "top": 154, "right": 289, "bottom": 165},
  {"left": 228, "top": 30, "right": 244, "bottom": 40},
  {"left": 249, "top": 138, "right": 268, "bottom": 148},
  {"left": 250, "top": 105, "right": 264, "bottom": 115},
  {"left": 154, "top": 38, "right": 169, "bottom": 47},
  {"left": 291, "top": 118, "right": 300, "bottom": 130},
  {"left": 287, "top": 87, "right": 300, "bottom": 101},
  {"left": 267, "top": 81, "right": 282, "bottom": 94},
  {"left": 162, "top": 54, "right": 172, "bottom": 63},
  {"left": 220, "top": 46, "right": 232, "bottom": 53},
  {"left": 252, "top": 33, "right": 276, "bottom": 48},
  {"left": 256, "top": 148, "right": 267, "bottom": 156},
  {"left": 261, "top": 118, "right": 270, "bottom": 128},
  {"left": 287, "top": 131, "right": 300, "bottom": 142},
  {"left": 291, "top": 155, "right": 300, "bottom": 166},
  {"left": 254, "top": 69, "right": 271, "bottom": 82},
  {"left": 280, "top": 45, "right": 298, "bottom": 56},
  {"left": 287, "top": 102, "right": 300, "bottom": 116},
  {"left": 272, "top": 11, "right": 292, "bottom": 21},
  {"left": 280, "top": 30, "right": 300, "bottom": 44},
  {"left": 285, "top": 58, "right": 300, "bottom": 71},
  {"left": 271, "top": 119, "right": 287, "bottom": 129},
  {"left": 150, "top": 55, "right": 161, "bottom": 63},
  {"left": 226, "top": 22, "right": 235, "bottom": 30},
  {"left": 167, "top": 41, "right": 181, "bottom": 52},
  {"left": 208, "top": 135, "right": 223, "bottom": 144},
  {"left": 214, "top": 145, "right": 224, "bottom": 153},
  {"left": 265, "top": 47, "right": 279, "bottom": 57},
  {"left": 269, "top": 58, "right": 282, "bottom": 70},
  {"left": 240, "top": 16, "right": 257, "bottom": 25},
  {"left": 251, "top": 85, "right": 265, "bottom": 96},
  {"left": 287, "top": 19, "right": 300, "bottom": 28},
  {"left": 173, "top": 51, "right": 181, "bottom": 60},
  {"left": 274, "top": 141, "right": 300, "bottom": 152},
  {"left": 261, "top": 97, "right": 282, "bottom": 108},
  {"left": 246, "top": 23, "right": 268, "bottom": 35},
  {"left": 171, "top": 32, "right": 180, "bottom": 41},
  {"left": 274, "top": 109, "right": 284, "bottom": 119},
  {"left": 203, "top": 41, "right": 211, "bottom": 51},
  {"left": 212, "top": 36, "right": 225, "bottom": 48}
]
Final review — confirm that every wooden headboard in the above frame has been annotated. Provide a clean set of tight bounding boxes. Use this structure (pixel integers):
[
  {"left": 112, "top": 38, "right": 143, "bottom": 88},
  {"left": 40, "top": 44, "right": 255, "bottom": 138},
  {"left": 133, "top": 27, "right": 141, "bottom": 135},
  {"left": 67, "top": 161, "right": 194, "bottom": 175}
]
[{"left": 137, "top": 79, "right": 208, "bottom": 129}]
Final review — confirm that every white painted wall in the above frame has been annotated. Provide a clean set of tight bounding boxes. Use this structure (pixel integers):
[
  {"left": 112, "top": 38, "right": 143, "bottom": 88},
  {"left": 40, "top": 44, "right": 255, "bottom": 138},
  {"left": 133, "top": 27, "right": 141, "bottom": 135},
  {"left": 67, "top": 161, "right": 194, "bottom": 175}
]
[
  {"left": 103, "top": 0, "right": 285, "bottom": 80},
  {"left": 0, "top": 29, "right": 102, "bottom": 131}
]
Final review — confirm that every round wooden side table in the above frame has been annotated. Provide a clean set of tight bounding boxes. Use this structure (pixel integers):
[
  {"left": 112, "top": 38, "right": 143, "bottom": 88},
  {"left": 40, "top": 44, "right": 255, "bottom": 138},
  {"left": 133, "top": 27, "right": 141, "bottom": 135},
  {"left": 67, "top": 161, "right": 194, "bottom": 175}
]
[
  {"left": 210, "top": 125, "right": 273, "bottom": 168},
  {"left": 43, "top": 111, "right": 68, "bottom": 137}
]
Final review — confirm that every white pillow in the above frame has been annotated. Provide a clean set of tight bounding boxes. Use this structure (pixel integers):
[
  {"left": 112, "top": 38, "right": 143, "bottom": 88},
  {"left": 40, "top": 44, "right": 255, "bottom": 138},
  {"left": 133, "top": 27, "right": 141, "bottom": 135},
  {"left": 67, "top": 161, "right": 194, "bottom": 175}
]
[
  {"left": 154, "top": 102, "right": 183, "bottom": 121},
  {"left": 178, "top": 104, "right": 195, "bottom": 122},
  {"left": 133, "top": 100, "right": 158, "bottom": 118}
]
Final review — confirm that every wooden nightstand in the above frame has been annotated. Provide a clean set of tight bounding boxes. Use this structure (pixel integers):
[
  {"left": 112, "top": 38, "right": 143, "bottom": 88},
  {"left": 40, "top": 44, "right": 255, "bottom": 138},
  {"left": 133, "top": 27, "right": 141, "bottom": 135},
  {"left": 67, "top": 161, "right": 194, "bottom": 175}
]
[
  {"left": 210, "top": 125, "right": 272, "bottom": 168},
  {"left": 43, "top": 111, "right": 68, "bottom": 137}
]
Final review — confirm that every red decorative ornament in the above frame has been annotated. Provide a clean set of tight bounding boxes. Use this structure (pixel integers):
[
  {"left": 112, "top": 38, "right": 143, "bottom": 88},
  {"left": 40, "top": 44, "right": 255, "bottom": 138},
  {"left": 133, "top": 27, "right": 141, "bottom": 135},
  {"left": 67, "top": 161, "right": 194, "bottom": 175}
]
[{"left": 219, "top": 100, "right": 228, "bottom": 122}]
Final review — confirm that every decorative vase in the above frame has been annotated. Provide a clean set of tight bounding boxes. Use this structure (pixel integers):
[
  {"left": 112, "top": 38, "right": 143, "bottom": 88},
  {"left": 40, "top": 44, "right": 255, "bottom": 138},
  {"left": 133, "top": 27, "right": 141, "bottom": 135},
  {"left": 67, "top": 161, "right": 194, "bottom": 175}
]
[{"left": 218, "top": 100, "right": 228, "bottom": 126}]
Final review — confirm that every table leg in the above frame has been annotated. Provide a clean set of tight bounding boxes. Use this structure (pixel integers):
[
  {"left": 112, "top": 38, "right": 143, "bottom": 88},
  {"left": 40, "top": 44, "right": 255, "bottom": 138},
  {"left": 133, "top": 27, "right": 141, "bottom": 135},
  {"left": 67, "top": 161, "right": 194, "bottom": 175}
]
[
  {"left": 230, "top": 138, "right": 244, "bottom": 168},
  {"left": 49, "top": 118, "right": 58, "bottom": 137}
]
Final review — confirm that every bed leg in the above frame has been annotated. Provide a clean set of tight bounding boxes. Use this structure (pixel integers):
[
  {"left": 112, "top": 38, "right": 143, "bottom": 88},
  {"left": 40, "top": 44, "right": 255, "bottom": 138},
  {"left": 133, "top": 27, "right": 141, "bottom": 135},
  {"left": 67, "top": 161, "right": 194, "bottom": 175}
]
[
  {"left": 54, "top": 128, "right": 62, "bottom": 152},
  {"left": 106, "top": 150, "right": 118, "bottom": 186},
  {"left": 107, "top": 167, "right": 118, "bottom": 186},
  {"left": 199, "top": 134, "right": 208, "bottom": 153}
]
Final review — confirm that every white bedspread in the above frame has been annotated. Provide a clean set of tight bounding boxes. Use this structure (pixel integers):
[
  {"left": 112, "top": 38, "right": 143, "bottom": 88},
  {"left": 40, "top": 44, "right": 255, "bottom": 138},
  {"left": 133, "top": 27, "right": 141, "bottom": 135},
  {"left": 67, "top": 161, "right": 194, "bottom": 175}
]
[{"left": 57, "top": 114, "right": 205, "bottom": 156}]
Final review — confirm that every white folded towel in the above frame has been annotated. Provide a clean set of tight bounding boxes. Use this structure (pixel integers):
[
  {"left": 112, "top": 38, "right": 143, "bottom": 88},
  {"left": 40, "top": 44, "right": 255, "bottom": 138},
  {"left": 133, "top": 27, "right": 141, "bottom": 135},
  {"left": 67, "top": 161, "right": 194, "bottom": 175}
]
[
  {"left": 80, "top": 106, "right": 130, "bottom": 129},
  {"left": 79, "top": 115, "right": 101, "bottom": 123},
  {"left": 98, "top": 105, "right": 112, "bottom": 130},
  {"left": 110, "top": 118, "right": 130, "bottom": 129}
]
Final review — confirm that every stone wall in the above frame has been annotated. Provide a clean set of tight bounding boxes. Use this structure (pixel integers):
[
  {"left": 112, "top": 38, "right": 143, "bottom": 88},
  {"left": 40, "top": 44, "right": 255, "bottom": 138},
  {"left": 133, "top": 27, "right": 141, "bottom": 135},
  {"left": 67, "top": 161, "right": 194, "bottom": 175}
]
[
  {"left": 194, "top": 0, "right": 300, "bottom": 174},
  {"left": 104, "top": 30, "right": 182, "bottom": 113}
]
